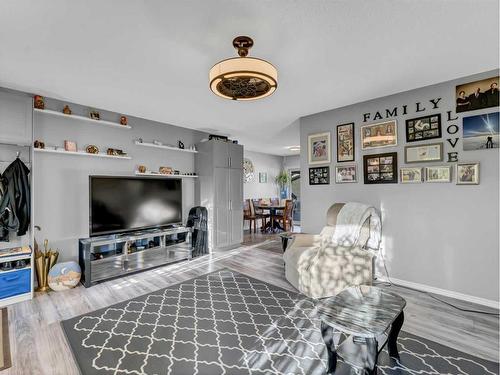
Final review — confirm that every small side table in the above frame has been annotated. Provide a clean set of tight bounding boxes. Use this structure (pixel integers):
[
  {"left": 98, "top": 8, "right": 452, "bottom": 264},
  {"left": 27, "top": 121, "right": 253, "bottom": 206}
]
[
  {"left": 317, "top": 285, "right": 406, "bottom": 375},
  {"left": 278, "top": 232, "right": 294, "bottom": 252}
]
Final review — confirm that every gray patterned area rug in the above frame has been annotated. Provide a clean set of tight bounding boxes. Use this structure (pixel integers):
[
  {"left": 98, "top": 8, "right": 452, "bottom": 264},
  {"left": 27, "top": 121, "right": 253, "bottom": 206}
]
[{"left": 62, "top": 270, "right": 499, "bottom": 375}]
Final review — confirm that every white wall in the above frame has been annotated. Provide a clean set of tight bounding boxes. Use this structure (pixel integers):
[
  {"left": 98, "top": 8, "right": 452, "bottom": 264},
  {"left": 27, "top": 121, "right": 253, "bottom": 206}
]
[
  {"left": 32, "top": 97, "right": 206, "bottom": 262},
  {"left": 300, "top": 70, "right": 499, "bottom": 303},
  {"left": 243, "top": 150, "right": 283, "bottom": 200}
]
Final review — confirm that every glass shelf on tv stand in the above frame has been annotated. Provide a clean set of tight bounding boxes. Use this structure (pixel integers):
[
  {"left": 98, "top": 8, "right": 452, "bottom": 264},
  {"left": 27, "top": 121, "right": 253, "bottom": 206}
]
[{"left": 83, "top": 227, "right": 193, "bottom": 262}]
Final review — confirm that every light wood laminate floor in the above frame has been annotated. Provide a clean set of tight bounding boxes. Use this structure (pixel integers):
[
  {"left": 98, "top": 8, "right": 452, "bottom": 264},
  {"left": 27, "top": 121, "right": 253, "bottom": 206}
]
[{"left": 4, "top": 237, "right": 499, "bottom": 374}]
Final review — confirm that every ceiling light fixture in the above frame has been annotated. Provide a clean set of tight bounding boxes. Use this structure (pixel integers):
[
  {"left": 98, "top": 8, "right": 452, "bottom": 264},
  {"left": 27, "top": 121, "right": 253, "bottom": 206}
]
[{"left": 209, "top": 36, "right": 278, "bottom": 101}]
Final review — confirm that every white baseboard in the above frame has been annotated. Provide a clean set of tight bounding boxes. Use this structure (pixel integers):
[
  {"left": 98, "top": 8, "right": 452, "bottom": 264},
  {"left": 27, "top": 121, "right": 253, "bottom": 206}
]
[{"left": 376, "top": 275, "right": 499, "bottom": 310}]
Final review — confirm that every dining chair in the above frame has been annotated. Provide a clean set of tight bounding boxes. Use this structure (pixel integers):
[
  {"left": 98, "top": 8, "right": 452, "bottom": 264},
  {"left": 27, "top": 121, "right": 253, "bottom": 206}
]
[
  {"left": 251, "top": 199, "right": 269, "bottom": 231},
  {"left": 243, "top": 199, "right": 257, "bottom": 233},
  {"left": 275, "top": 199, "right": 294, "bottom": 232}
]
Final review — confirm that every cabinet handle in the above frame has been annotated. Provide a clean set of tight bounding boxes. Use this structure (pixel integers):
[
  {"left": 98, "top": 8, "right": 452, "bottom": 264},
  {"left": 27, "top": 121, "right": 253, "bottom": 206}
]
[{"left": 229, "top": 157, "right": 231, "bottom": 167}]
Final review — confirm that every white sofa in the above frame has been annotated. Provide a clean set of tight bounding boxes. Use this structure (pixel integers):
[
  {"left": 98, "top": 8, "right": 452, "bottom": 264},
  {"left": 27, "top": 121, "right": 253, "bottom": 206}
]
[{"left": 283, "top": 203, "right": 380, "bottom": 299}]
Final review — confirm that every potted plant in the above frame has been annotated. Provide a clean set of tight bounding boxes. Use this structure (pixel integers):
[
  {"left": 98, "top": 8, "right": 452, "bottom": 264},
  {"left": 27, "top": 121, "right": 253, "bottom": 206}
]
[{"left": 275, "top": 170, "right": 291, "bottom": 199}]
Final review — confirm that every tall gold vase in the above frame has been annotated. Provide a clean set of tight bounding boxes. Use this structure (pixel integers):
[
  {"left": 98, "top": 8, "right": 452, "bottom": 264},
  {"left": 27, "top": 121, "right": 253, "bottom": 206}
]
[{"left": 35, "top": 245, "right": 59, "bottom": 292}]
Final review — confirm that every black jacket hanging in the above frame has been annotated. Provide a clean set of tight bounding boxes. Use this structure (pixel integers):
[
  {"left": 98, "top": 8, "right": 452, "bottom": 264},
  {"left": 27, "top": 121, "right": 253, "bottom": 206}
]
[{"left": 0, "top": 158, "right": 30, "bottom": 241}]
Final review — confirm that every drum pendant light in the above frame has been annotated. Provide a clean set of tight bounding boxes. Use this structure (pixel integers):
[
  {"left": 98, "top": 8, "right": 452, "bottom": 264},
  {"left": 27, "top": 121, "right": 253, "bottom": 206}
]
[{"left": 209, "top": 36, "right": 278, "bottom": 101}]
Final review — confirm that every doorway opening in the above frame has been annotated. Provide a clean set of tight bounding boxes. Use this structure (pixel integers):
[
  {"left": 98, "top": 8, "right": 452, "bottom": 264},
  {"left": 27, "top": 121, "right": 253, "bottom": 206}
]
[{"left": 290, "top": 169, "right": 301, "bottom": 230}]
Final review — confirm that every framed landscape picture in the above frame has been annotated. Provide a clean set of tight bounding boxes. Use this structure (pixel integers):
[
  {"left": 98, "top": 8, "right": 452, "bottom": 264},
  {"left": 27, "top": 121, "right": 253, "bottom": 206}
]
[
  {"left": 404, "top": 142, "right": 443, "bottom": 163},
  {"left": 456, "top": 163, "right": 479, "bottom": 185},
  {"left": 337, "top": 123, "right": 355, "bottom": 162},
  {"left": 363, "top": 152, "right": 398, "bottom": 184},
  {"left": 456, "top": 76, "right": 499, "bottom": 113},
  {"left": 361, "top": 120, "right": 397, "bottom": 150},
  {"left": 463, "top": 112, "right": 499, "bottom": 151},
  {"left": 406, "top": 114, "right": 442, "bottom": 142},
  {"left": 309, "top": 166, "right": 330, "bottom": 185},
  {"left": 335, "top": 164, "right": 357, "bottom": 183},
  {"left": 400, "top": 167, "right": 423, "bottom": 184},
  {"left": 308, "top": 132, "right": 331, "bottom": 165},
  {"left": 426, "top": 166, "right": 451, "bottom": 183}
]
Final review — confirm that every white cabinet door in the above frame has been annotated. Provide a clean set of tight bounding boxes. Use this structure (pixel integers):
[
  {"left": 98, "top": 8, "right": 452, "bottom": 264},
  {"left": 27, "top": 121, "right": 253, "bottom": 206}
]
[
  {"left": 214, "top": 168, "right": 229, "bottom": 248},
  {"left": 0, "top": 91, "right": 32, "bottom": 145},
  {"left": 229, "top": 168, "right": 243, "bottom": 245}
]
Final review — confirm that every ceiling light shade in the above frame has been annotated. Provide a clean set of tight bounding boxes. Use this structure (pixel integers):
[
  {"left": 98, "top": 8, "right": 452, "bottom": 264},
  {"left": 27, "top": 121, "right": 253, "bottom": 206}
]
[{"left": 209, "top": 36, "right": 277, "bottom": 101}]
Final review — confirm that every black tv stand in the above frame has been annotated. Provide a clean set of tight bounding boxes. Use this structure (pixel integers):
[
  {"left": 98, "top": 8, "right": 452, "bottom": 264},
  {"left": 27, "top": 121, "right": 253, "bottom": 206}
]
[{"left": 79, "top": 226, "right": 193, "bottom": 287}]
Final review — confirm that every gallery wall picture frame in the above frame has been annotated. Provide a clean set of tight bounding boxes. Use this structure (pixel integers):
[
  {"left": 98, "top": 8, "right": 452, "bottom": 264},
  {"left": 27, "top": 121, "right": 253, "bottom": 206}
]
[
  {"left": 308, "top": 132, "right": 331, "bottom": 165},
  {"left": 259, "top": 172, "right": 268, "bottom": 183},
  {"left": 405, "top": 114, "right": 442, "bottom": 142},
  {"left": 361, "top": 120, "right": 397, "bottom": 150},
  {"left": 456, "top": 76, "right": 499, "bottom": 113},
  {"left": 335, "top": 164, "right": 357, "bottom": 183},
  {"left": 363, "top": 152, "right": 398, "bottom": 184},
  {"left": 463, "top": 112, "right": 499, "bottom": 151},
  {"left": 425, "top": 166, "right": 451, "bottom": 183},
  {"left": 404, "top": 142, "right": 443, "bottom": 164},
  {"left": 336, "top": 123, "right": 355, "bottom": 162},
  {"left": 309, "top": 166, "right": 330, "bottom": 185},
  {"left": 400, "top": 167, "right": 423, "bottom": 184},
  {"left": 456, "top": 162, "right": 480, "bottom": 185}
]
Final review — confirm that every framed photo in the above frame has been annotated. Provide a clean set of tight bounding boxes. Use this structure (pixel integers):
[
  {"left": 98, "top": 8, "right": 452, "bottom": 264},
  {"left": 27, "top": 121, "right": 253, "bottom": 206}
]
[
  {"left": 404, "top": 142, "right": 443, "bottom": 163},
  {"left": 400, "top": 167, "right": 423, "bottom": 184},
  {"left": 337, "top": 123, "right": 355, "bottom": 162},
  {"left": 463, "top": 112, "right": 499, "bottom": 151},
  {"left": 456, "top": 163, "right": 479, "bottom": 185},
  {"left": 426, "top": 166, "right": 451, "bottom": 183},
  {"left": 259, "top": 172, "right": 267, "bottom": 183},
  {"left": 456, "top": 76, "right": 499, "bottom": 113},
  {"left": 335, "top": 164, "right": 357, "bottom": 183},
  {"left": 406, "top": 114, "right": 442, "bottom": 142},
  {"left": 309, "top": 166, "right": 329, "bottom": 185},
  {"left": 363, "top": 152, "right": 398, "bottom": 184},
  {"left": 308, "top": 132, "right": 331, "bottom": 165},
  {"left": 361, "top": 120, "right": 397, "bottom": 150}
]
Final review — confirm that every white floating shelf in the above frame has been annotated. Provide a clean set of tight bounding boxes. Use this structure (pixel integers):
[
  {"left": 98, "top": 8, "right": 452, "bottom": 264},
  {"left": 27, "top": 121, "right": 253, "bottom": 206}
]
[
  {"left": 34, "top": 108, "right": 132, "bottom": 129},
  {"left": 134, "top": 141, "right": 198, "bottom": 153},
  {"left": 35, "top": 148, "right": 131, "bottom": 160},
  {"left": 135, "top": 171, "right": 198, "bottom": 178}
]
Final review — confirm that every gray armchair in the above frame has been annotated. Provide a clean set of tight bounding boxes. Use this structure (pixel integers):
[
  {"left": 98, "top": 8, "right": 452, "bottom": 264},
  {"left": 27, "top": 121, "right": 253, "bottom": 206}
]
[{"left": 283, "top": 203, "right": 380, "bottom": 299}]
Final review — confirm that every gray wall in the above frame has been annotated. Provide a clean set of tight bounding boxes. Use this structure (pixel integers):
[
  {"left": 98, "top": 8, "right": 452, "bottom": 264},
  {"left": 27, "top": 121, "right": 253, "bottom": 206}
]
[
  {"left": 283, "top": 155, "right": 300, "bottom": 171},
  {"left": 243, "top": 150, "right": 283, "bottom": 200},
  {"left": 300, "top": 70, "right": 499, "bottom": 302},
  {"left": 33, "top": 98, "right": 206, "bottom": 261}
]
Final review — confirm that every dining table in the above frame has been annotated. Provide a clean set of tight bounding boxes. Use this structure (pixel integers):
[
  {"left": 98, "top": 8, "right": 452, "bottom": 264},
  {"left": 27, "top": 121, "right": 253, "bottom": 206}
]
[{"left": 255, "top": 204, "right": 286, "bottom": 233}]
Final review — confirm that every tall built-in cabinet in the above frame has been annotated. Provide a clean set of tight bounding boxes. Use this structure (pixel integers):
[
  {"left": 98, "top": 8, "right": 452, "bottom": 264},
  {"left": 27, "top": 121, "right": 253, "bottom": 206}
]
[{"left": 195, "top": 140, "right": 243, "bottom": 251}]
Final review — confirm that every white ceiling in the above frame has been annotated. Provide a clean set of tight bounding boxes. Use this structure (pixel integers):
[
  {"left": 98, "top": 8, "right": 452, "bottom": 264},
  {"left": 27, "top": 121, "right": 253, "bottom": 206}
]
[{"left": 1, "top": 1, "right": 498, "bottom": 156}]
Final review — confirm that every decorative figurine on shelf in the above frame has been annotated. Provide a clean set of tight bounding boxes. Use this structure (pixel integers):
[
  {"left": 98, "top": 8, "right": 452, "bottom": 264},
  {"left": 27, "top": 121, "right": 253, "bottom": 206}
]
[
  {"left": 62, "top": 105, "right": 72, "bottom": 115},
  {"left": 89, "top": 109, "right": 100, "bottom": 120},
  {"left": 85, "top": 145, "right": 99, "bottom": 154},
  {"left": 137, "top": 138, "right": 143, "bottom": 143},
  {"left": 137, "top": 165, "right": 147, "bottom": 173},
  {"left": 120, "top": 116, "right": 128, "bottom": 126},
  {"left": 107, "top": 148, "right": 126, "bottom": 156},
  {"left": 178, "top": 140, "right": 185, "bottom": 149},
  {"left": 34, "top": 140, "right": 45, "bottom": 149},
  {"left": 64, "top": 140, "right": 77, "bottom": 152},
  {"left": 159, "top": 166, "right": 173, "bottom": 175},
  {"left": 153, "top": 140, "right": 163, "bottom": 146},
  {"left": 34, "top": 95, "right": 45, "bottom": 109}
]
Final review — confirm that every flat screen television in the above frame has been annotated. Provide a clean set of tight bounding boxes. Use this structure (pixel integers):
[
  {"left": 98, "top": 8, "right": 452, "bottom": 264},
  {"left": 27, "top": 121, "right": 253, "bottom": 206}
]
[{"left": 89, "top": 176, "right": 182, "bottom": 236}]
